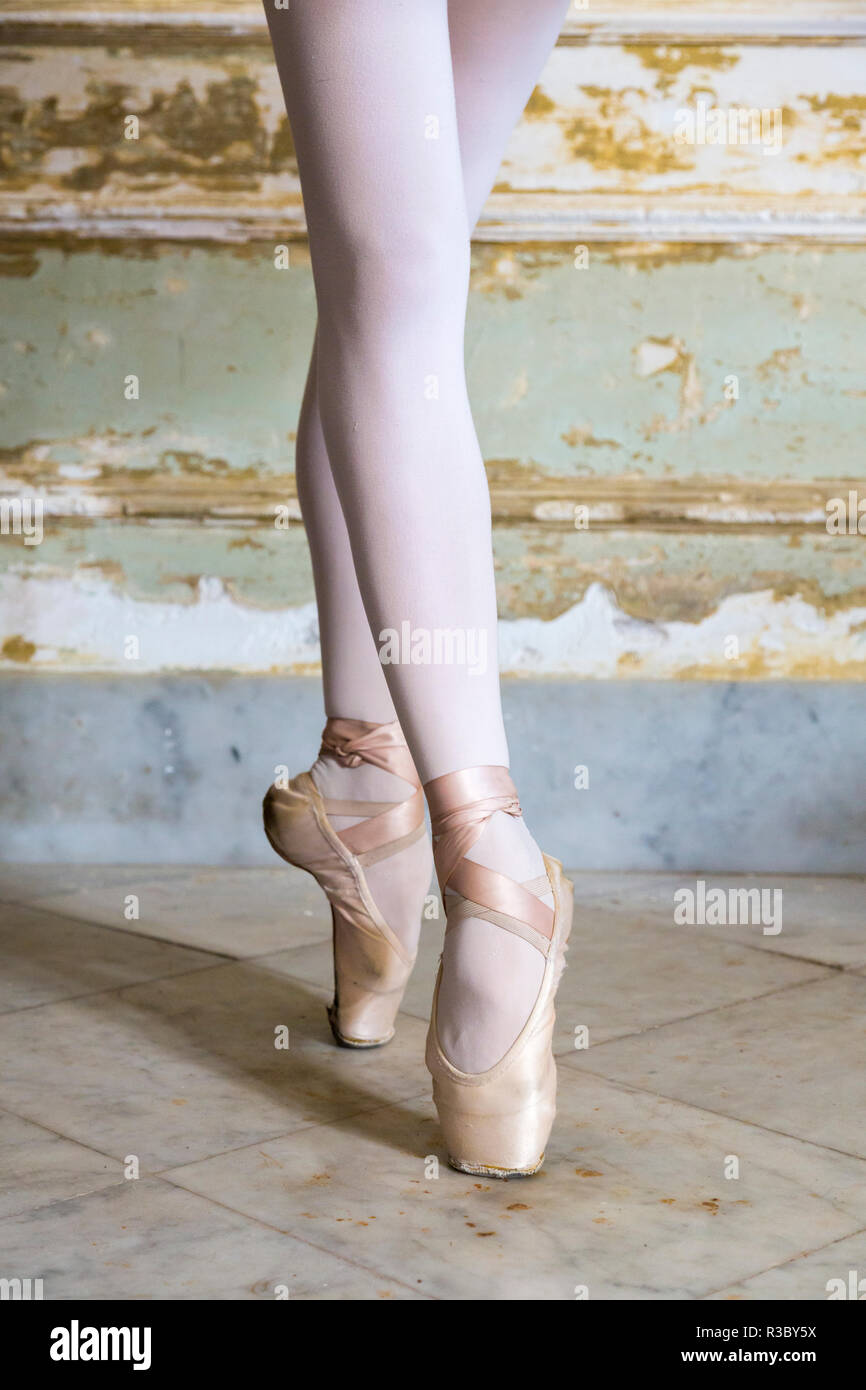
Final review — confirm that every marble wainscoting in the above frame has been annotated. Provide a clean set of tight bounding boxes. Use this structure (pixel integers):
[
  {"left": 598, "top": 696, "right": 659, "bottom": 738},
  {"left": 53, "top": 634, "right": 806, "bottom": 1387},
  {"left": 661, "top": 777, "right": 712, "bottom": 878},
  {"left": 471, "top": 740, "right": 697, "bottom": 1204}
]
[{"left": 1, "top": 674, "right": 865, "bottom": 871}]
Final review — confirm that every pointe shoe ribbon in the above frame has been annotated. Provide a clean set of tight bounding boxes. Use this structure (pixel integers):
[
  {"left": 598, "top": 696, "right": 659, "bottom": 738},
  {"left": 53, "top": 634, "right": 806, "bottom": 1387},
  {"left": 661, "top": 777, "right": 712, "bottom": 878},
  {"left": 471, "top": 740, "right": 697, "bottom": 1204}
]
[
  {"left": 318, "top": 718, "right": 425, "bottom": 861},
  {"left": 426, "top": 766, "right": 554, "bottom": 948},
  {"left": 320, "top": 717, "right": 420, "bottom": 786}
]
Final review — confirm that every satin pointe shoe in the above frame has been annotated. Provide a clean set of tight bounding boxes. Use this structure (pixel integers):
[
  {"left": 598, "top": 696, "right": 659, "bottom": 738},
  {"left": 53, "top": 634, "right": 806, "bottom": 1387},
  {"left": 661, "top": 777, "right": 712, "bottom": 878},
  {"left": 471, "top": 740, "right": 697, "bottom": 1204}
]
[
  {"left": 263, "top": 718, "right": 429, "bottom": 1048},
  {"left": 424, "top": 766, "right": 573, "bottom": 1176}
]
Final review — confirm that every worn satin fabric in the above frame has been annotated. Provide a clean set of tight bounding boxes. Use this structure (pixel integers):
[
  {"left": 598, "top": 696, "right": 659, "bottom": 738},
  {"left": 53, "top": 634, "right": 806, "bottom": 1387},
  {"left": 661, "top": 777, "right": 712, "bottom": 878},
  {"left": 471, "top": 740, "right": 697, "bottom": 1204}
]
[
  {"left": 317, "top": 718, "right": 425, "bottom": 857},
  {"left": 320, "top": 717, "right": 420, "bottom": 789},
  {"left": 425, "top": 766, "right": 554, "bottom": 941},
  {"left": 263, "top": 719, "right": 427, "bottom": 1044},
  {"left": 425, "top": 854, "right": 573, "bottom": 1174}
]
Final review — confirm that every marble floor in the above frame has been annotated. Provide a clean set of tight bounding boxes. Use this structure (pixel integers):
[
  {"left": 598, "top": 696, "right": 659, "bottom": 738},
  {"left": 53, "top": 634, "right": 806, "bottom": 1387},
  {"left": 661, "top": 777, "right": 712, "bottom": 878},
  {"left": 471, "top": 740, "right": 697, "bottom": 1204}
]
[{"left": 0, "top": 865, "right": 864, "bottom": 1300}]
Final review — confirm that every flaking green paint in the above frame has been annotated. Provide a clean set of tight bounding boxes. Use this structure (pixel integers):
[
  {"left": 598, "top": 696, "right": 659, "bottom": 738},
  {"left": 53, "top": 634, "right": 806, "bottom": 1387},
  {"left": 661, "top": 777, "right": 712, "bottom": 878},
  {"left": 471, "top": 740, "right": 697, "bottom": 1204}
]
[
  {"left": 2, "top": 242, "right": 864, "bottom": 485},
  {"left": 4, "top": 520, "right": 866, "bottom": 629}
]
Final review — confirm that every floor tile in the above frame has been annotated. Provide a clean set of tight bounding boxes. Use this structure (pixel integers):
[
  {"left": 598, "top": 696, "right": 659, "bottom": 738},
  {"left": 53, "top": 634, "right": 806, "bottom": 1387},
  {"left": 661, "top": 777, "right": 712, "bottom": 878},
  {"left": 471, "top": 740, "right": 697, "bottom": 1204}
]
[
  {"left": 4, "top": 865, "right": 861, "bottom": 1301},
  {"left": 569, "top": 872, "right": 866, "bottom": 969},
  {"left": 0, "top": 902, "right": 222, "bottom": 1012},
  {"left": 0, "top": 866, "right": 69, "bottom": 904},
  {"left": 0, "top": 1110, "right": 120, "bottom": 1221},
  {"left": 564, "top": 974, "right": 866, "bottom": 1157},
  {"left": 0, "top": 1177, "right": 425, "bottom": 1300},
  {"left": 26, "top": 866, "right": 330, "bottom": 957},
  {"left": 168, "top": 1070, "right": 866, "bottom": 1300},
  {"left": 524, "top": 907, "right": 826, "bottom": 1052},
  {"left": 0, "top": 865, "right": 179, "bottom": 907},
  {"left": 0, "top": 960, "right": 429, "bottom": 1169},
  {"left": 708, "top": 1228, "right": 866, "bottom": 1301}
]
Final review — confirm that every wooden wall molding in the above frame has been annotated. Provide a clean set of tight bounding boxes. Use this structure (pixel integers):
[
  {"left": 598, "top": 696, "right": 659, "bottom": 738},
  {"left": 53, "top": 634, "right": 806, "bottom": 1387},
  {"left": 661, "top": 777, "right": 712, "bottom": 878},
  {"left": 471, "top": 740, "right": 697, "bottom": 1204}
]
[
  {"left": 3, "top": 7, "right": 866, "bottom": 46},
  {"left": 1, "top": 452, "right": 858, "bottom": 533}
]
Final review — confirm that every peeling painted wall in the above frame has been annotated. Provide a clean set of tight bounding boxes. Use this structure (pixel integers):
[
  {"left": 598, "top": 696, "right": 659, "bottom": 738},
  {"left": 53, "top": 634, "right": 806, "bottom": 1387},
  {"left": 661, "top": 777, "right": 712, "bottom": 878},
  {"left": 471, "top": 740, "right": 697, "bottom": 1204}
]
[
  {"left": 3, "top": 533, "right": 866, "bottom": 679},
  {"left": 0, "top": 2, "right": 864, "bottom": 678},
  {"left": 2, "top": 29, "right": 866, "bottom": 238},
  {"left": 2, "top": 242, "right": 863, "bottom": 489}
]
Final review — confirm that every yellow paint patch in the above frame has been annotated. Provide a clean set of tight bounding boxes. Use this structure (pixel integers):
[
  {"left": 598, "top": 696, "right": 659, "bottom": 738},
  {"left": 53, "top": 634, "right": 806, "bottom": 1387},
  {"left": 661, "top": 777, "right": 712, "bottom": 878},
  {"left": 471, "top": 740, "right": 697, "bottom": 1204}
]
[
  {"left": 524, "top": 86, "right": 556, "bottom": 119},
  {"left": 2, "top": 635, "right": 37, "bottom": 662},
  {"left": 623, "top": 44, "right": 740, "bottom": 97}
]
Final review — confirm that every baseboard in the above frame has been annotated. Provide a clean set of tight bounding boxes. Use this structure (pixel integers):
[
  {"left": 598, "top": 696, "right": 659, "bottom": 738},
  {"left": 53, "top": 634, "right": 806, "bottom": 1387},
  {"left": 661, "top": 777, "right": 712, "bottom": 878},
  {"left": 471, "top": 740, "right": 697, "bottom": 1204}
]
[{"left": 1, "top": 673, "right": 863, "bottom": 872}]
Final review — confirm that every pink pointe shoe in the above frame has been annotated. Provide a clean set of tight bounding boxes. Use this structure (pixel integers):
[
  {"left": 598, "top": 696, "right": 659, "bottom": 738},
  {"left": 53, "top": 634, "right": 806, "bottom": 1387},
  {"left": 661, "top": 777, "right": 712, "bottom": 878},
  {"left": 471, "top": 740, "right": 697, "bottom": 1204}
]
[
  {"left": 263, "top": 718, "right": 429, "bottom": 1047},
  {"left": 424, "top": 767, "right": 573, "bottom": 1176}
]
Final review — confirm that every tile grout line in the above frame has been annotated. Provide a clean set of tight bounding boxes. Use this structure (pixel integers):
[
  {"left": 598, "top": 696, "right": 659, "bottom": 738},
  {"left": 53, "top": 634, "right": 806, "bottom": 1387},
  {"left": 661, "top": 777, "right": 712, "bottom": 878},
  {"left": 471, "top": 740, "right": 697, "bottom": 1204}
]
[
  {"left": 12, "top": 1063, "right": 862, "bottom": 1217},
  {"left": 570, "top": 911, "right": 864, "bottom": 975},
  {"left": 0, "top": 943, "right": 836, "bottom": 1026},
  {"left": 0, "top": 936, "right": 344, "bottom": 1020},
  {"left": 0, "top": 956, "right": 259, "bottom": 1019},
  {"left": 226, "top": 913, "right": 865, "bottom": 975},
  {"left": 3, "top": 897, "right": 244, "bottom": 961},
  {"left": 132, "top": 907, "right": 866, "bottom": 977},
  {"left": 550, "top": 968, "right": 861, "bottom": 1057},
  {"left": 2, "top": 897, "right": 337, "bottom": 972},
  {"left": 150, "top": 1090, "right": 434, "bottom": 1180},
  {"left": 0, "top": 1102, "right": 129, "bottom": 1165},
  {"left": 4, "top": 1065, "right": 864, "bottom": 1297},
  {"left": 0, "top": 1163, "right": 439, "bottom": 1301},
  {"left": 0, "top": 894, "right": 47, "bottom": 910},
  {"left": 693, "top": 936, "right": 863, "bottom": 973},
  {"left": 156, "top": 1175, "right": 441, "bottom": 1300},
  {"left": 7, "top": 889, "right": 866, "bottom": 976},
  {"left": 1, "top": 882, "right": 331, "bottom": 962},
  {"left": 0, "top": 1091, "right": 435, "bottom": 1204},
  {"left": 700, "top": 1224, "right": 866, "bottom": 1299},
  {"left": 0, "top": 1105, "right": 131, "bottom": 1219},
  {"left": 556, "top": 1062, "right": 866, "bottom": 1166},
  {"left": 273, "top": 951, "right": 842, "bottom": 1040},
  {"left": 0, "top": 1178, "right": 131, "bottom": 1228}
]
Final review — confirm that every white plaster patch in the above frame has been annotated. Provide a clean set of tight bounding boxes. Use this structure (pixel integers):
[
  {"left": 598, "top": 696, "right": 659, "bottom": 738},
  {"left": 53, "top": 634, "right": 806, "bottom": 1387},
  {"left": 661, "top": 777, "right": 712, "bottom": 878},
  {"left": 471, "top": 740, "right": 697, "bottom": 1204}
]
[
  {"left": 0, "top": 573, "right": 320, "bottom": 672},
  {"left": 499, "top": 582, "right": 866, "bottom": 675},
  {"left": 2, "top": 572, "right": 865, "bottom": 677},
  {"left": 634, "top": 339, "right": 680, "bottom": 377}
]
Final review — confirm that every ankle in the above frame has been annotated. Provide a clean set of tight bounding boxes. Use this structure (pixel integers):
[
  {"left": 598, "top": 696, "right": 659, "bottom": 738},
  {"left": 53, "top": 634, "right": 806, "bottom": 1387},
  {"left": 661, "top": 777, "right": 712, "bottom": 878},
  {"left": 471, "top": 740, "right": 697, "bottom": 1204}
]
[
  {"left": 464, "top": 809, "right": 546, "bottom": 884},
  {"left": 312, "top": 716, "right": 420, "bottom": 804},
  {"left": 310, "top": 752, "right": 416, "bottom": 805}
]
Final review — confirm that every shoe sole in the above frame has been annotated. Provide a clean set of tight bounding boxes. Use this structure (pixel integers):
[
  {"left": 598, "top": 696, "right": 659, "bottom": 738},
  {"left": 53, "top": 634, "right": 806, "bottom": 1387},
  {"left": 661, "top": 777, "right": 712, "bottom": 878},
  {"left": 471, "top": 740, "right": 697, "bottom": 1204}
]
[
  {"left": 326, "top": 1000, "right": 394, "bottom": 1049},
  {"left": 447, "top": 1153, "right": 545, "bottom": 1178}
]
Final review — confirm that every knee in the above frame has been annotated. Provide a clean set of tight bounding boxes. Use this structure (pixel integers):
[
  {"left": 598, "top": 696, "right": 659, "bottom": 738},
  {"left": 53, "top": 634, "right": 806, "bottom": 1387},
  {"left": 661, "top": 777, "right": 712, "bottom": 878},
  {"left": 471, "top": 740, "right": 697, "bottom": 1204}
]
[{"left": 315, "top": 220, "right": 470, "bottom": 328}]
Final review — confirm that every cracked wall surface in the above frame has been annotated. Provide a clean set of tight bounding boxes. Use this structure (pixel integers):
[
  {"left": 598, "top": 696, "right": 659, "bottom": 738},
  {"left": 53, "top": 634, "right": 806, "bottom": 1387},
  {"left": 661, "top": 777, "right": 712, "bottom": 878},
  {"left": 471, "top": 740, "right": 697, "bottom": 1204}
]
[{"left": 1, "top": 2, "right": 864, "bottom": 678}]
